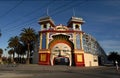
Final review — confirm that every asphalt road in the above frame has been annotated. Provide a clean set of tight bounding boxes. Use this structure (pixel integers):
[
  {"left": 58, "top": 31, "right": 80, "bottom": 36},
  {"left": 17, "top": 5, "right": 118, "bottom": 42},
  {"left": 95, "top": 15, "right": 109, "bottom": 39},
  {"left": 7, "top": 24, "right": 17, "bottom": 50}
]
[{"left": 0, "top": 64, "right": 120, "bottom": 78}]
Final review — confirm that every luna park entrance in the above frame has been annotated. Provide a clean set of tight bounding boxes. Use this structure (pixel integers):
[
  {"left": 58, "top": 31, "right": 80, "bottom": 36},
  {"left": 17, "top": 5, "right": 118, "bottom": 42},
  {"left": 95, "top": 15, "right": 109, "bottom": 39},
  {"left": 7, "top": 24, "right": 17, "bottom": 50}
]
[
  {"left": 50, "top": 42, "right": 72, "bottom": 66},
  {"left": 54, "top": 57, "right": 69, "bottom": 65}
]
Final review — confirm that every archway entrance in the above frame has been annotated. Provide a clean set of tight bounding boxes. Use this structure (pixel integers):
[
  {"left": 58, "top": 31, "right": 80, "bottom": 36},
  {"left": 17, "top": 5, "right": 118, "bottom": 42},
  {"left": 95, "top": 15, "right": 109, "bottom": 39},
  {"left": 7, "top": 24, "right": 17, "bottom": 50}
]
[
  {"left": 50, "top": 43, "right": 72, "bottom": 66},
  {"left": 49, "top": 34, "right": 74, "bottom": 66}
]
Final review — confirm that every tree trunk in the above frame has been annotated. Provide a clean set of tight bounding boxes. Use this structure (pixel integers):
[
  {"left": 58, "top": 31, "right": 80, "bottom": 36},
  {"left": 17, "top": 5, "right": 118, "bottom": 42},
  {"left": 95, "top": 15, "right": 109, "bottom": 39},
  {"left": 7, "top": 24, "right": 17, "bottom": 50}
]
[
  {"left": 12, "top": 52, "right": 14, "bottom": 63},
  {"left": 17, "top": 45, "right": 19, "bottom": 63},
  {"left": 26, "top": 43, "right": 30, "bottom": 64},
  {"left": 0, "top": 54, "right": 2, "bottom": 64}
]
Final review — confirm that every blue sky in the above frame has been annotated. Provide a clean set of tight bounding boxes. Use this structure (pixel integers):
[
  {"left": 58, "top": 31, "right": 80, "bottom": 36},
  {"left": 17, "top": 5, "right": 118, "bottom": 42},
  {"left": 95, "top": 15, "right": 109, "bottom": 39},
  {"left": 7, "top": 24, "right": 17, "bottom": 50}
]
[{"left": 0, "top": 0, "right": 120, "bottom": 56}]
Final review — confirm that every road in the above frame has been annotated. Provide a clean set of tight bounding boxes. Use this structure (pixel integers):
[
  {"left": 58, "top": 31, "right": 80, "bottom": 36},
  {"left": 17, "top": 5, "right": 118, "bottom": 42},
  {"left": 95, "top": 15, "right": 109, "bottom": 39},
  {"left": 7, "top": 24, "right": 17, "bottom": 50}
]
[{"left": 0, "top": 64, "right": 120, "bottom": 78}]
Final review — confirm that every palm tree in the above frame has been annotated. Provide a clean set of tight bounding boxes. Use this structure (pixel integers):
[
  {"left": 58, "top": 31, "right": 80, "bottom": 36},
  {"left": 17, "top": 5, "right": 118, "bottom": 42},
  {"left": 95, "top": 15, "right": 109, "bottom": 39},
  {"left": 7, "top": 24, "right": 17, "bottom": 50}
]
[
  {"left": 0, "top": 48, "right": 3, "bottom": 64},
  {"left": 20, "top": 27, "right": 36, "bottom": 64},
  {"left": 15, "top": 43, "right": 26, "bottom": 63},
  {"left": 8, "top": 36, "right": 20, "bottom": 62},
  {"left": 8, "top": 49, "right": 14, "bottom": 63},
  {"left": 0, "top": 48, "right": 3, "bottom": 56}
]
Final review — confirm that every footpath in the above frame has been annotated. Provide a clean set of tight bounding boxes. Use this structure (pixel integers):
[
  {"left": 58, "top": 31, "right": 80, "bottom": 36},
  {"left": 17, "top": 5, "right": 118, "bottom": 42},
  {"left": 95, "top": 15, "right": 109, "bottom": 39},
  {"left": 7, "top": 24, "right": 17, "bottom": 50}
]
[{"left": 0, "top": 64, "right": 119, "bottom": 78}]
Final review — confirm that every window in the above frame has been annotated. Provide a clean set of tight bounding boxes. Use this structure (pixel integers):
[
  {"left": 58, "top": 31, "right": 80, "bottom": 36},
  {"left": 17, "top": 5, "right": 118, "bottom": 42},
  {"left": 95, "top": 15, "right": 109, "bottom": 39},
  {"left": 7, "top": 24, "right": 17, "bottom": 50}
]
[
  {"left": 42, "top": 33, "right": 46, "bottom": 49},
  {"left": 76, "top": 34, "right": 80, "bottom": 49},
  {"left": 75, "top": 25, "right": 79, "bottom": 29},
  {"left": 43, "top": 24, "right": 47, "bottom": 28}
]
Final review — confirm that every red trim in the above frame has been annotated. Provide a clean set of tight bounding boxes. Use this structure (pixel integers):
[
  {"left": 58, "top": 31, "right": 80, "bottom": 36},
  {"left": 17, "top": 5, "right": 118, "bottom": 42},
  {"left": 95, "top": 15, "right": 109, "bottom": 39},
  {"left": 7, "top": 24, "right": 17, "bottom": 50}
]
[
  {"left": 49, "top": 39, "right": 73, "bottom": 50},
  {"left": 39, "top": 30, "right": 84, "bottom": 34},
  {"left": 39, "top": 53, "right": 50, "bottom": 65}
]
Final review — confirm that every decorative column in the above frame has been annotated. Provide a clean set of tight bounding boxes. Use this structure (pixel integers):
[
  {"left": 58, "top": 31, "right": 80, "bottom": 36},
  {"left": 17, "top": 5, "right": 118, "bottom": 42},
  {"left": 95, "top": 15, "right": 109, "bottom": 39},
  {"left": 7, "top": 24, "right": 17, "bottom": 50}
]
[
  {"left": 80, "top": 33, "right": 84, "bottom": 50},
  {"left": 73, "top": 32, "right": 85, "bottom": 67},
  {"left": 46, "top": 33, "right": 49, "bottom": 49},
  {"left": 39, "top": 32, "right": 50, "bottom": 65},
  {"left": 73, "top": 32, "right": 76, "bottom": 49},
  {"left": 39, "top": 33, "right": 42, "bottom": 49}
]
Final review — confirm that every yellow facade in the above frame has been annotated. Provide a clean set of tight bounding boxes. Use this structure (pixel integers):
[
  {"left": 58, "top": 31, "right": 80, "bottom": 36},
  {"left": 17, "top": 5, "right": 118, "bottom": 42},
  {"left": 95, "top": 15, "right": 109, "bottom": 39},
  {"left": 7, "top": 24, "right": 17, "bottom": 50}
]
[
  {"left": 84, "top": 53, "right": 98, "bottom": 67},
  {"left": 40, "top": 54, "right": 46, "bottom": 62}
]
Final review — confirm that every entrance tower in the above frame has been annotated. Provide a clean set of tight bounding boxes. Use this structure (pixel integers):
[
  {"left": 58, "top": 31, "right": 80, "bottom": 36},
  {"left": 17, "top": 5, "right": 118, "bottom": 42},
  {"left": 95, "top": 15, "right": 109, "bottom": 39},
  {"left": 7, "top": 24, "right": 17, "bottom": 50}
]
[
  {"left": 38, "top": 16, "right": 101, "bottom": 67},
  {"left": 38, "top": 16, "right": 85, "bottom": 66}
]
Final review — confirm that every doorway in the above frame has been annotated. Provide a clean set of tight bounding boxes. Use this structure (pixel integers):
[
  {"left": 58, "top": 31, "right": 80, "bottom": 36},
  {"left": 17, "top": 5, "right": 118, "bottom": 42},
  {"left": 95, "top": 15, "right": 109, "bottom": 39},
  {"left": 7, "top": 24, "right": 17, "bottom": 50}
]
[{"left": 54, "top": 57, "right": 69, "bottom": 65}]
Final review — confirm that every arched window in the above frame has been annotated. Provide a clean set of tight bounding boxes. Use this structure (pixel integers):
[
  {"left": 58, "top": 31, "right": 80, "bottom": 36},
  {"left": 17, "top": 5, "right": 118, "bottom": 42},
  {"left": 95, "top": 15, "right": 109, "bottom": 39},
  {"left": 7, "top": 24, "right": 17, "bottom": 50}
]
[
  {"left": 75, "top": 25, "right": 79, "bottom": 29},
  {"left": 43, "top": 24, "right": 47, "bottom": 29}
]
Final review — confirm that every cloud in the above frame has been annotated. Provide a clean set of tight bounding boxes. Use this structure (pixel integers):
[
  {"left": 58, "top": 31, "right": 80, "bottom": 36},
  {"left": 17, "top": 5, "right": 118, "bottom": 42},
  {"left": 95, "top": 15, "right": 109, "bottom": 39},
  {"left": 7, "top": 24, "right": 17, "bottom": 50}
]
[{"left": 99, "top": 40, "right": 120, "bottom": 53}]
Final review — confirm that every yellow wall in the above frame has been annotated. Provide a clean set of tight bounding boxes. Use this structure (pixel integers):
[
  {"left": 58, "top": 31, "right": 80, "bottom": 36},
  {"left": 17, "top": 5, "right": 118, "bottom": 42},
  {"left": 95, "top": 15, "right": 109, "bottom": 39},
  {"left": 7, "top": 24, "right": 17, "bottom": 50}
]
[{"left": 84, "top": 53, "right": 98, "bottom": 67}]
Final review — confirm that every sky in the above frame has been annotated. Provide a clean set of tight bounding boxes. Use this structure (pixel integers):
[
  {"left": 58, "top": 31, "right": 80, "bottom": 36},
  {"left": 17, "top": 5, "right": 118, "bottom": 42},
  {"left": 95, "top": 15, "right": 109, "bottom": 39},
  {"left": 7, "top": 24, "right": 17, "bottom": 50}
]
[{"left": 0, "top": 0, "right": 120, "bottom": 56}]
